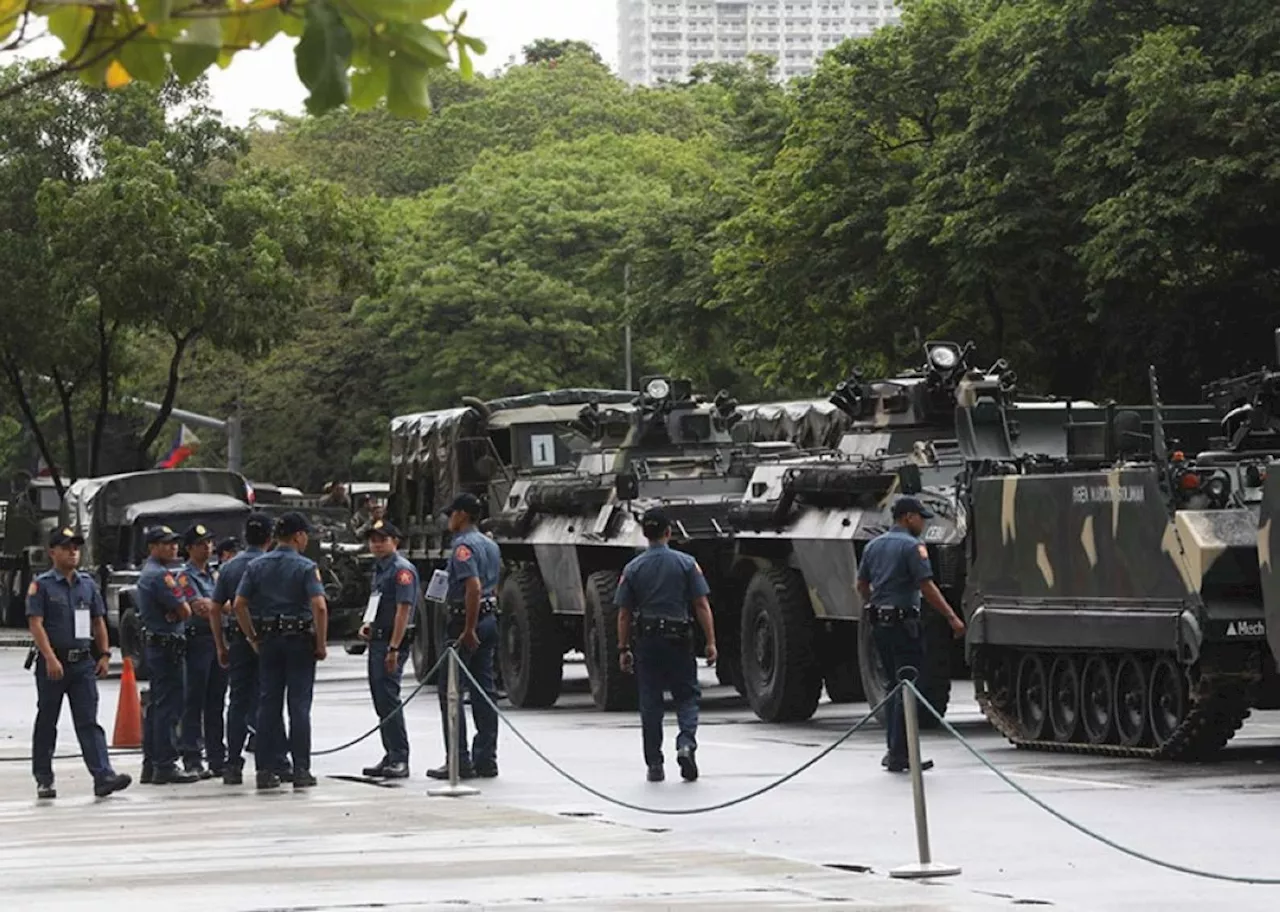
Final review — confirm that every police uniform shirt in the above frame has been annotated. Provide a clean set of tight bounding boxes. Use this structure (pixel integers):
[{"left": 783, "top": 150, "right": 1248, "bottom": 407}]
[
  {"left": 371, "top": 554, "right": 420, "bottom": 629},
  {"left": 857, "top": 528, "right": 934, "bottom": 611},
  {"left": 615, "top": 544, "right": 710, "bottom": 620},
  {"left": 26, "top": 570, "right": 106, "bottom": 650},
  {"left": 181, "top": 561, "right": 217, "bottom": 632},
  {"left": 234, "top": 547, "right": 326, "bottom": 620},
  {"left": 211, "top": 546, "right": 265, "bottom": 626},
  {"left": 446, "top": 529, "right": 500, "bottom": 601},
  {"left": 137, "top": 557, "right": 190, "bottom": 635}
]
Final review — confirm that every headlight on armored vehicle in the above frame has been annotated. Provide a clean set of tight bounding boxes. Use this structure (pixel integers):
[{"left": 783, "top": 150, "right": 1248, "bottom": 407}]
[
  {"left": 929, "top": 345, "right": 958, "bottom": 370},
  {"left": 646, "top": 378, "right": 671, "bottom": 400}
]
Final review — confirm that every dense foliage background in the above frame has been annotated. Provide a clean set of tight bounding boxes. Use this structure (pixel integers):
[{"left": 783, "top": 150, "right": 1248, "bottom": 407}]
[{"left": 3, "top": 0, "right": 1278, "bottom": 494}]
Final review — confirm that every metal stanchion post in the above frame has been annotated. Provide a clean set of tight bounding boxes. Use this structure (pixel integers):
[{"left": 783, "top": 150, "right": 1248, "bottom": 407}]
[
  {"left": 891, "top": 670, "right": 960, "bottom": 879},
  {"left": 428, "top": 647, "right": 480, "bottom": 798}
]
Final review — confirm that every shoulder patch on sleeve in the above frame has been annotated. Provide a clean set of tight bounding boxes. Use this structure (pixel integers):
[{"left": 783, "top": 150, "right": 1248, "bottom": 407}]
[
  {"left": 27, "top": 581, "right": 38, "bottom": 596},
  {"left": 917, "top": 544, "right": 929, "bottom": 559},
  {"left": 454, "top": 544, "right": 472, "bottom": 561},
  {"left": 163, "top": 574, "right": 176, "bottom": 588},
  {"left": 178, "top": 574, "right": 189, "bottom": 587},
  {"left": 396, "top": 568, "right": 413, "bottom": 585}
]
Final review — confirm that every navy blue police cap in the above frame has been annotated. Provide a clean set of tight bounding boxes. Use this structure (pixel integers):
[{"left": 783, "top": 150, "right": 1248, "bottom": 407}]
[
  {"left": 183, "top": 523, "right": 216, "bottom": 548},
  {"left": 145, "top": 525, "right": 181, "bottom": 544},
  {"left": 274, "top": 511, "right": 313, "bottom": 537},
  {"left": 48, "top": 525, "right": 85, "bottom": 548},
  {"left": 244, "top": 512, "right": 274, "bottom": 537},
  {"left": 640, "top": 507, "right": 671, "bottom": 538},
  {"left": 891, "top": 496, "right": 934, "bottom": 519},
  {"left": 363, "top": 518, "right": 402, "bottom": 540},
  {"left": 215, "top": 536, "right": 241, "bottom": 554},
  {"left": 445, "top": 492, "right": 483, "bottom": 518}
]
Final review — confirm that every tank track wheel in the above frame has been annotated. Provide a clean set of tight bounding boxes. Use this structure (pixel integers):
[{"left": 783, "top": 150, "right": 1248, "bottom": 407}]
[
  {"left": 583, "top": 570, "right": 637, "bottom": 712},
  {"left": 498, "top": 567, "right": 564, "bottom": 708},
  {"left": 740, "top": 566, "right": 821, "bottom": 723}
]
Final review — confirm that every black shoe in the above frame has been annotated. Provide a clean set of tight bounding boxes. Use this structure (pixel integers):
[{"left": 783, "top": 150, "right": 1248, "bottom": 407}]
[
  {"left": 275, "top": 768, "right": 294, "bottom": 784},
  {"left": 140, "top": 764, "right": 154, "bottom": 785},
  {"left": 94, "top": 773, "right": 132, "bottom": 798},
  {"left": 153, "top": 765, "right": 200, "bottom": 785},
  {"left": 293, "top": 769, "right": 317, "bottom": 789},
  {"left": 677, "top": 746, "right": 698, "bottom": 782},
  {"left": 426, "top": 763, "right": 475, "bottom": 780},
  {"left": 473, "top": 762, "right": 498, "bottom": 779},
  {"left": 184, "top": 759, "right": 213, "bottom": 780},
  {"left": 256, "top": 771, "right": 281, "bottom": 790},
  {"left": 647, "top": 765, "right": 664, "bottom": 782},
  {"left": 381, "top": 762, "right": 410, "bottom": 780},
  {"left": 222, "top": 766, "right": 244, "bottom": 786},
  {"left": 362, "top": 759, "right": 392, "bottom": 778},
  {"left": 36, "top": 781, "right": 56, "bottom": 800},
  {"left": 885, "top": 757, "right": 934, "bottom": 773}
]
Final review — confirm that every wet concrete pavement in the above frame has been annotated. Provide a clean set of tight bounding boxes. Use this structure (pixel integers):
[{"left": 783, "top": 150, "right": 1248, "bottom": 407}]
[{"left": 2, "top": 648, "right": 1279, "bottom": 910}]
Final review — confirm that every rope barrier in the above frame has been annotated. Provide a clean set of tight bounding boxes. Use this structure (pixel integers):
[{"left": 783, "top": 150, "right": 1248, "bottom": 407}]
[
  {"left": 905, "top": 679, "right": 1280, "bottom": 886},
  {"left": 450, "top": 646, "right": 899, "bottom": 815}
]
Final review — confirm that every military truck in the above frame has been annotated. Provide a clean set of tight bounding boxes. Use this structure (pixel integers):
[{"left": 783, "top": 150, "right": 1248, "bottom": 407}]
[
  {"left": 388, "top": 389, "right": 638, "bottom": 682},
  {"left": 963, "top": 361, "right": 1280, "bottom": 759},
  {"left": 0, "top": 476, "right": 63, "bottom": 627},
  {"left": 486, "top": 378, "right": 808, "bottom": 711},
  {"left": 58, "top": 469, "right": 254, "bottom": 679}
]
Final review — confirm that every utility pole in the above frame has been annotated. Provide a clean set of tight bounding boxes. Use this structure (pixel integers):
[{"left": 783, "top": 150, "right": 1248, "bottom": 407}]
[
  {"left": 124, "top": 396, "right": 244, "bottom": 473},
  {"left": 624, "top": 261, "right": 634, "bottom": 390}
]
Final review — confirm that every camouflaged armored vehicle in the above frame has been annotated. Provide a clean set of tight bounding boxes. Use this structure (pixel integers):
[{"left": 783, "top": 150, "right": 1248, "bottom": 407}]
[
  {"left": 488, "top": 377, "right": 801, "bottom": 711},
  {"left": 0, "top": 476, "right": 64, "bottom": 627},
  {"left": 388, "top": 389, "right": 637, "bottom": 682},
  {"left": 964, "top": 364, "right": 1280, "bottom": 759}
]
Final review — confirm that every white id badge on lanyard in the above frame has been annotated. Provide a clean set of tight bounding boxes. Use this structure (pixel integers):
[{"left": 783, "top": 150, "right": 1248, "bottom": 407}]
[
  {"left": 363, "top": 593, "right": 381, "bottom": 624},
  {"left": 74, "top": 603, "right": 91, "bottom": 639},
  {"left": 425, "top": 569, "right": 449, "bottom": 603}
]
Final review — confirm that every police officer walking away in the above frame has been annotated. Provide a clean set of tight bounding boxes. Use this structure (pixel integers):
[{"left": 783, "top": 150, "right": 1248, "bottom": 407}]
[
  {"left": 233, "top": 512, "right": 328, "bottom": 790},
  {"left": 427, "top": 493, "right": 500, "bottom": 781},
  {"left": 178, "top": 523, "right": 226, "bottom": 779},
  {"left": 615, "top": 508, "right": 716, "bottom": 782},
  {"left": 137, "top": 525, "right": 200, "bottom": 785},
  {"left": 359, "top": 519, "right": 419, "bottom": 779},
  {"left": 26, "top": 527, "right": 132, "bottom": 799},
  {"left": 856, "top": 496, "right": 965, "bottom": 772}
]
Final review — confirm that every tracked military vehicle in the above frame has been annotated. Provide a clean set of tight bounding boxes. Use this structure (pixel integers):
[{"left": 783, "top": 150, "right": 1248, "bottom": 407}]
[
  {"left": 388, "top": 389, "right": 637, "bottom": 682},
  {"left": 490, "top": 378, "right": 801, "bottom": 711},
  {"left": 964, "top": 362, "right": 1280, "bottom": 759}
]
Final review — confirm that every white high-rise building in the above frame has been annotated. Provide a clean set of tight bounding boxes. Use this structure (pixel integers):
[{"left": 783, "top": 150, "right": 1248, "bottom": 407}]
[{"left": 618, "top": 0, "right": 901, "bottom": 85}]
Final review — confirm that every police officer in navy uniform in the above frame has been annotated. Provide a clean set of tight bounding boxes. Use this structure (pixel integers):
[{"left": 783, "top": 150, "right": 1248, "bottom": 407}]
[
  {"left": 856, "top": 496, "right": 965, "bottom": 772},
  {"left": 26, "top": 527, "right": 132, "bottom": 800},
  {"left": 137, "top": 525, "right": 200, "bottom": 785},
  {"left": 358, "top": 519, "right": 419, "bottom": 779},
  {"left": 215, "top": 537, "right": 241, "bottom": 571},
  {"left": 212, "top": 513, "right": 290, "bottom": 785},
  {"left": 177, "top": 523, "right": 226, "bottom": 779},
  {"left": 615, "top": 508, "right": 716, "bottom": 782},
  {"left": 427, "top": 492, "right": 501, "bottom": 780},
  {"left": 233, "top": 512, "right": 328, "bottom": 790}
]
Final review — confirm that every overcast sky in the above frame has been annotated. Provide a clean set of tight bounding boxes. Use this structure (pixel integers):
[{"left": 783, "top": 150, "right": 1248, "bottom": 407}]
[{"left": 14, "top": 1, "right": 619, "bottom": 126}]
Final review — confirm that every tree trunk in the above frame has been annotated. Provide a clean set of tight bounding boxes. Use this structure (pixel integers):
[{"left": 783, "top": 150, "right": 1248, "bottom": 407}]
[
  {"left": 50, "top": 368, "right": 79, "bottom": 482},
  {"left": 136, "top": 329, "right": 198, "bottom": 460},
  {"left": 0, "top": 355, "right": 65, "bottom": 496},
  {"left": 89, "top": 312, "right": 113, "bottom": 477}
]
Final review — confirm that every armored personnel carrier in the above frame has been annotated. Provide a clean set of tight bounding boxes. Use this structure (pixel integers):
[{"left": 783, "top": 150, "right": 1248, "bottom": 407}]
[
  {"left": 489, "top": 377, "right": 800, "bottom": 711},
  {"left": 388, "top": 389, "right": 637, "bottom": 682},
  {"left": 964, "top": 363, "right": 1280, "bottom": 759}
]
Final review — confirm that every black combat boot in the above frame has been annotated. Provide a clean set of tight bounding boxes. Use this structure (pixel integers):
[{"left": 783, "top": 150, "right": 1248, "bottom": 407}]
[{"left": 94, "top": 773, "right": 132, "bottom": 798}]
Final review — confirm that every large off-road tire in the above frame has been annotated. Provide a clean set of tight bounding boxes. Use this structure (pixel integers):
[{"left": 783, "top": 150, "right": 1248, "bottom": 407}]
[
  {"left": 498, "top": 567, "right": 563, "bottom": 708},
  {"left": 857, "top": 609, "right": 952, "bottom": 727},
  {"left": 583, "top": 570, "right": 636, "bottom": 711},
  {"left": 119, "top": 606, "right": 150, "bottom": 682},
  {"left": 817, "top": 621, "right": 863, "bottom": 704},
  {"left": 740, "top": 567, "right": 822, "bottom": 722}
]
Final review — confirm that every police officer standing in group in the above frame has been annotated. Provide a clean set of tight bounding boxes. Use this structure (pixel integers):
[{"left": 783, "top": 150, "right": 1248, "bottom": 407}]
[
  {"left": 233, "top": 512, "right": 328, "bottom": 790},
  {"left": 26, "top": 527, "right": 132, "bottom": 799},
  {"left": 212, "top": 513, "right": 290, "bottom": 785},
  {"left": 615, "top": 508, "right": 716, "bottom": 783},
  {"left": 215, "top": 537, "right": 241, "bottom": 569},
  {"left": 856, "top": 496, "right": 965, "bottom": 772},
  {"left": 427, "top": 493, "right": 500, "bottom": 781},
  {"left": 137, "top": 525, "right": 200, "bottom": 784},
  {"left": 358, "top": 519, "right": 419, "bottom": 779},
  {"left": 177, "top": 523, "right": 226, "bottom": 779}
]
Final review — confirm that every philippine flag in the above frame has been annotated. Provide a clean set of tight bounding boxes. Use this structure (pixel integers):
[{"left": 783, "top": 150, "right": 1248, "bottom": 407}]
[{"left": 158, "top": 424, "right": 200, "bottom": 469}]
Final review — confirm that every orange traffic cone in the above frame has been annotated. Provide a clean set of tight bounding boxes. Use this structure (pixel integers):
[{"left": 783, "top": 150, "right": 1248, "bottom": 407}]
[{"left": 112, "top": 657, "right": 143, "bottom": 748}]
